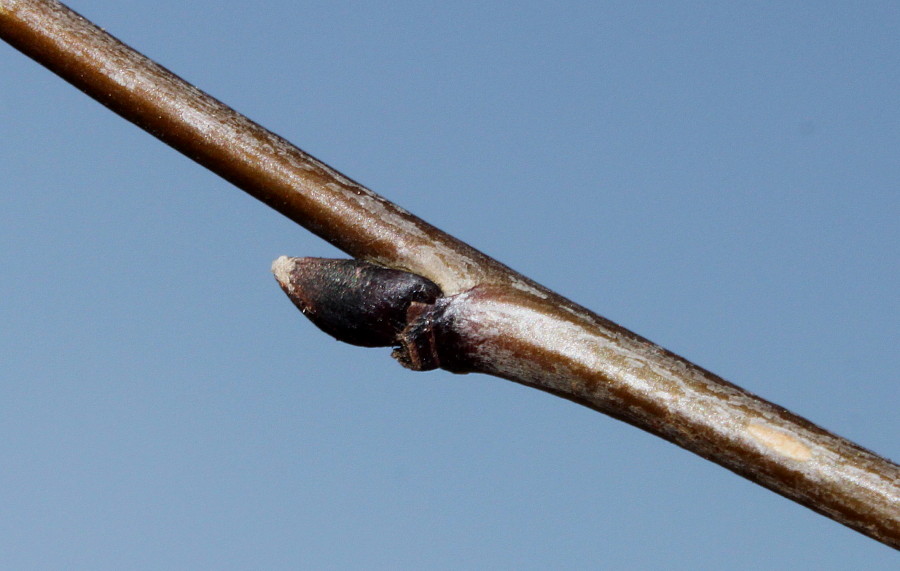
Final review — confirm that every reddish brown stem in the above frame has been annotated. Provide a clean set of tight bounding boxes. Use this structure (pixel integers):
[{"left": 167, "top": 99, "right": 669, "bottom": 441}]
[{"left": 2, "top": 0, "right": 898, "bottom": 548}]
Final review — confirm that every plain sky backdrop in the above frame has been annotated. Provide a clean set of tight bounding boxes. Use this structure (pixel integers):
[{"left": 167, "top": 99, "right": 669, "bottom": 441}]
[{"left": 1, "top": 1, "right": 898, "bottom": 568}]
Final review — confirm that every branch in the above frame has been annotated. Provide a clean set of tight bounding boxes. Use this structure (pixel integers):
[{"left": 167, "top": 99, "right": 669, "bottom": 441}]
[{"left": 2, "top": 0, "right": 897, "bottom": 548}]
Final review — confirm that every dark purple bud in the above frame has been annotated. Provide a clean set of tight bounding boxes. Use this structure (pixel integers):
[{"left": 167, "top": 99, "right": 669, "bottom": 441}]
[{"left": 272, "top": 257, "right": 443, "bottom": 348}]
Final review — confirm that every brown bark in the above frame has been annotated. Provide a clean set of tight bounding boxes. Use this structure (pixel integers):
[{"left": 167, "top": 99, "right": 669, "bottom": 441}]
[{"left": 2, "top": 0, "right": 897, "bottom": 548}]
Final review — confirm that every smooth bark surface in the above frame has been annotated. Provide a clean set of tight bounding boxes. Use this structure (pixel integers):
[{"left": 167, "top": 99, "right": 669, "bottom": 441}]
[{"left": 2, "top": 0, "right": 897, "bottom": 548}]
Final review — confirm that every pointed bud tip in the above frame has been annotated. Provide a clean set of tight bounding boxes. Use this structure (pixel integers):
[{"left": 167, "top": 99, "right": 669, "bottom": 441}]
[{"left": 271, "top": 255, "right": 296, "bottom": 287}]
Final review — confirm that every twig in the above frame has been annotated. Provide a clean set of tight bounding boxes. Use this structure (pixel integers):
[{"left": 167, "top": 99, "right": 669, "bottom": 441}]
[{"left": 2, "top": 0, "right": 897, "bottom": 548}]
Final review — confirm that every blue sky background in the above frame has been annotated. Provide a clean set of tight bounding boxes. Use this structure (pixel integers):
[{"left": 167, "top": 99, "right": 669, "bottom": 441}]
[{"left": 1, "top": 1, "right": 898, "bottom": 568}]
